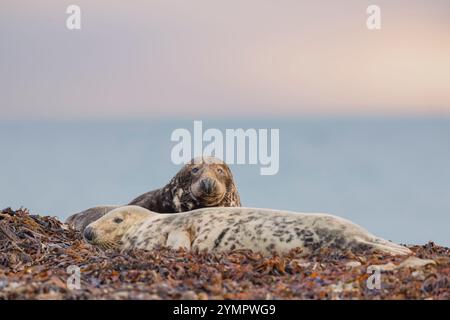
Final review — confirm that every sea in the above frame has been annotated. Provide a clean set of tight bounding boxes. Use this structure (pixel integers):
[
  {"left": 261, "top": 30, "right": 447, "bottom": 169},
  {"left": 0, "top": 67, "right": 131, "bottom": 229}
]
[{"left": 1, "top": 117, "right": 449, "bottom": 246}]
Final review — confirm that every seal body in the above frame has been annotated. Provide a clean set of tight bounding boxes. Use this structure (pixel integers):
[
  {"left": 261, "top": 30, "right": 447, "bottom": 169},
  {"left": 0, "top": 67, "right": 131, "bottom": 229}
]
[
  {"left": 66, "top": 157, "right": 241, "bottom": 231},
  {"left": 84, "top": 206, "right": 412, "bottom": 256}
]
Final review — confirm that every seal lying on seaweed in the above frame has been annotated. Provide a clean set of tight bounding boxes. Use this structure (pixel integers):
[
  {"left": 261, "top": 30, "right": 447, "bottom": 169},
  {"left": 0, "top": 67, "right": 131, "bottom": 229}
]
[
  {"left": 84, "top": 205, "right": 412, "bottom": 256},
  {"left": 66, "top": 157, "right": 241, "bottom": 231}
]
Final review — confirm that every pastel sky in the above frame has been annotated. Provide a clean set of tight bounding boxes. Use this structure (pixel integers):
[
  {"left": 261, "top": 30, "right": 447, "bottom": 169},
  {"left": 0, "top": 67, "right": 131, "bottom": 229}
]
[{"left": 1, "top": 0, "right": 450, "bottom": 119}]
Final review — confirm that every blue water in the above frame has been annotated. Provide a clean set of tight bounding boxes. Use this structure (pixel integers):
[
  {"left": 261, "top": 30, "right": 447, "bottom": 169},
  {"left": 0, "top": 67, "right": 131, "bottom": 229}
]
[{"left": 1, "top": 118, "right": 449, "bottom": 246}]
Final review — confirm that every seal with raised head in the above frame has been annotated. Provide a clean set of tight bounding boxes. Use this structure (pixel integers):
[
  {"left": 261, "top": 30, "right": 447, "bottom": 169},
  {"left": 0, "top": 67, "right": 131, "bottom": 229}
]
[
  {"left": 84, "top": 206, "right": 412, "bottom": 256},
  {"left": 66, "top": 157, "right": 241, "bottom": 231}
]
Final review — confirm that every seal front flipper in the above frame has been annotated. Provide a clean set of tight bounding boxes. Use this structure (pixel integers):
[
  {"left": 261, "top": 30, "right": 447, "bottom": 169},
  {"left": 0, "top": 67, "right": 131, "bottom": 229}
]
[{"left": 166, "top": 230, "right": 191, "bottom": 251}]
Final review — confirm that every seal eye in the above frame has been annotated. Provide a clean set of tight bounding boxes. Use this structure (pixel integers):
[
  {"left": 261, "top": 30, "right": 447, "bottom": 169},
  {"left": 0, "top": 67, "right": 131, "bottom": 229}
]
[
  {"left": 216, "top": 168, "right": 224, "bottom": 174},
  {"left": 191, "top": 167, "right": 199, "bottom": 174},
  {"left": 113, "top": 217, "right": 124, "bottom": 224}
]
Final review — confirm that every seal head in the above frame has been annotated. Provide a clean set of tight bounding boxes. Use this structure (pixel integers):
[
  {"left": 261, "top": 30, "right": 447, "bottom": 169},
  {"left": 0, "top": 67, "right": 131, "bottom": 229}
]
[
  {"left": 179, "top": 156, "right": 238, "bottom": 208},
  {"left": 129, "top": 156, "right": 241, "bottom": 212},
  {"left": 83, "top": 206, "right": 151, "bottom": 250}
]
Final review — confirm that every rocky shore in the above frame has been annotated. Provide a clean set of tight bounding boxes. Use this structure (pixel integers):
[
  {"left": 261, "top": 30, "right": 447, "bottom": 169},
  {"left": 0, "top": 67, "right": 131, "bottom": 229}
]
[{"left": 0, "top": 208, "right": 448, "bottom": 300}]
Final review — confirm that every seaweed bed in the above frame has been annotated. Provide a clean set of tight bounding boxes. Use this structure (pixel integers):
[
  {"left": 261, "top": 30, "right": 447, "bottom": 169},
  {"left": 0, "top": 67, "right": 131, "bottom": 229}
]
[{"left": 0, "top": 208, "right": 449, "bottom": 300}]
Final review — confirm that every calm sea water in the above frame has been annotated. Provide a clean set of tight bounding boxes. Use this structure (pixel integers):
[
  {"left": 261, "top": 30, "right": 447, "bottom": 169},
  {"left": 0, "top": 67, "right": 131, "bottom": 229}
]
[{"left": 1, "top": 118, "right": 449, "bottom": 246}]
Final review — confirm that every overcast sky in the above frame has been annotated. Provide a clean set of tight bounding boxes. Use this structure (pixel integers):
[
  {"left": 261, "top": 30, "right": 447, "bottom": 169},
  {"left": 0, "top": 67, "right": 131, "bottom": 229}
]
[{"left": 1, "top": 0, "right": 450, "bottom": 119}]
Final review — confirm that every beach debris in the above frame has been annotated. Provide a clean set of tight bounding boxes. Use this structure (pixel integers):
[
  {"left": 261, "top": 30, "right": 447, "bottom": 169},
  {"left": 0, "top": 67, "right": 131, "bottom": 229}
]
[
  {"left": 370, "top": 256, "right": 437, "bottom": 272},
  {"left": 345, "top": 261, "right": 362, "bottom": 269},
  {"left": 397, "top": 256, "right": 436, "bottom": 269}
]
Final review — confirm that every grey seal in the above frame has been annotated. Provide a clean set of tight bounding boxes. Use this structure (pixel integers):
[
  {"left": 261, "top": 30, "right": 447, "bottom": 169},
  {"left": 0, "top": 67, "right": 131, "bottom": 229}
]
[
  {"left": 66, "top": 157, "right": 241, "bottom": 231},
  {"left": 84, "top": 206, "right": 412, "bottom": 256}
]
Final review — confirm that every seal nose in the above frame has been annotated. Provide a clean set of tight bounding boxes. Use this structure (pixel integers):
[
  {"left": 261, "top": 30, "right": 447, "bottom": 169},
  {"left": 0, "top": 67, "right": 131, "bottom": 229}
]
[
  {"left": 83, "top": 226, "right": 95, "bottom": 242},
  {"left": 200, "top": 178, "right": 216, "bottom": 194}
]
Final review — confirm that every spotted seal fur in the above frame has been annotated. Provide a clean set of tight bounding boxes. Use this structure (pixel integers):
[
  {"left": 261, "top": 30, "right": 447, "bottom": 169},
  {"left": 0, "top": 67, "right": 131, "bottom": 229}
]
[
  {"left": 84, "top": 206, "right": 412, "bottom": 256},
  {"left": 66, "top": 157, "right": 241, "bottom": 231}
]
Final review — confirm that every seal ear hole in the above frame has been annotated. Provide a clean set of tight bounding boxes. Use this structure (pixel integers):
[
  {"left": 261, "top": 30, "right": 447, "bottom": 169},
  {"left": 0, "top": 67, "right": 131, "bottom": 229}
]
[
  {"left": 216, "top": 167, "right": 224, "bottom": 174},
  {"left": 113, "top": 217, "right": 124, "bottom": 224}
]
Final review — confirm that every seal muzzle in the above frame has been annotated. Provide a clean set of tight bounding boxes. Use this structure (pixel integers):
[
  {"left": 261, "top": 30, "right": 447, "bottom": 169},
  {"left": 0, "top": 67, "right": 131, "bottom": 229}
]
[
  {"left": 200, "top": 178, "right": 216, "bottom": 194},
  {"left": 83, "top": 226, "right": 96, "bottom": 242}
]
